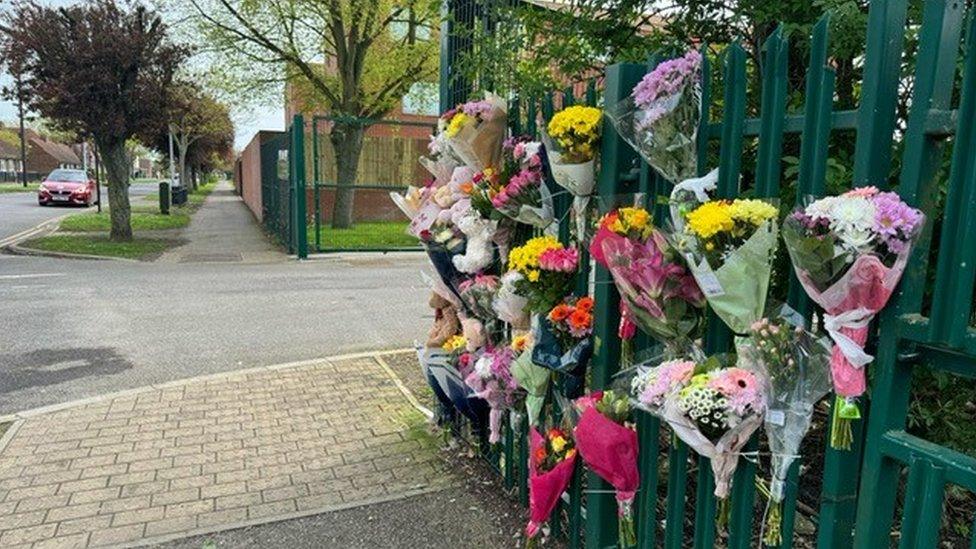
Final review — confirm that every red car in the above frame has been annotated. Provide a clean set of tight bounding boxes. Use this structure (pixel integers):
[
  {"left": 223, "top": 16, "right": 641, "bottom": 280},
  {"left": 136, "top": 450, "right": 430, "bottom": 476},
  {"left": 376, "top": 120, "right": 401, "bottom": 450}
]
[{"left": 38, "top": 169, "right": 96, "bottom": 207}]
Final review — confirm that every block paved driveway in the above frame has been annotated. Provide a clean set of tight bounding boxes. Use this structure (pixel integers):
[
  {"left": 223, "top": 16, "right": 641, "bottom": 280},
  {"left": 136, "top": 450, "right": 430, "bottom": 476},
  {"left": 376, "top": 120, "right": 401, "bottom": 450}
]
[{"left": 0, "top": 353, "right": 450, "bottom": 548}]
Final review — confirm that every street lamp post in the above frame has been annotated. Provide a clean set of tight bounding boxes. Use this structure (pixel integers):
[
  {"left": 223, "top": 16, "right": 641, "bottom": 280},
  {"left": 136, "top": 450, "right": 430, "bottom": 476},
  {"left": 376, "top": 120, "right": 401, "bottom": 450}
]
[{"left": 17, "top": 76, "right": 28, "bottom": 188}]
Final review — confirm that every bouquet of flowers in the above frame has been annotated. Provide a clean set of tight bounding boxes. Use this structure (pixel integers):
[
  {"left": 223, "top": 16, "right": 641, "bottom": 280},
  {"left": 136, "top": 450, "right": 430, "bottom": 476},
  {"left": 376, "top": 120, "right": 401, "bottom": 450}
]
[
  {"left": 782, "top": 187, "right": 924, "bottom": 449},
  {"left": 470, "top": 136, "right": 554, "bottom": 228},
  {"left": 420, "top": 128, "right": 463, "bottom": 187},
  {"left": 493, "top": 270, "right": 531, "bottom": 330},
  {"left": 661, "top": 363, "right": 766, "bottom": 516},
  {"left": 442, "top": 94, "right": 508, "bottom": 171},
  {"left": 630, "top": 357, "right": 698, "bottom": 416},
  {"left": 507, "top": 236, "right": 580, "bottom": 315},
  {"left": 465, "top": 346, "right": 521, "bottom": 444},
  {"left": 736, "top": 317, "right": 832, "bottom": 545},
  {"left": 594, "top": 208, "right": 705, "bottom": 351},
  {"left": 605, "top": 50, "right": 703, "bottom": 184},
  {"left": 531, "top": 296, "right": 594, "bottom": 397},
  {"left": 418, "top": 337, "right": 487, "bottom": 428},
  {"left": 525, "top": 426, "right": 578, "bottom": 549},
  {"left": 510, "top": 335, "right": 550, "bottom": 425},
  {"left": 458, "top": 275, "right": 502, "bottom": 350},
  {"left": 673, "top": 198, "right": 780, "bottom": 335},
  {"left": 574, "top": 390, "right": 638, "bottom": 547},
  {"left": 543, "top": 105, "right": 602, "bottom": 239}
]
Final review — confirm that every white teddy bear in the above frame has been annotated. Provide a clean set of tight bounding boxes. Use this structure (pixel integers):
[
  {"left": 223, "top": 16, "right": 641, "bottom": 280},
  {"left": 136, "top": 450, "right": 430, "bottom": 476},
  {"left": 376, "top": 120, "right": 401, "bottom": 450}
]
[{"left": 451, "top": 209, "right": 496, "bottom": 274}]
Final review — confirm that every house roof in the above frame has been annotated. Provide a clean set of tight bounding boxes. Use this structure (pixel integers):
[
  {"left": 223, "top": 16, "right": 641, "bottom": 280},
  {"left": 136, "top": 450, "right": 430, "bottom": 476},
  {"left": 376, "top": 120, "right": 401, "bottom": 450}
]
[
  {"left": 28, "top": 134, "right": 81, "bottom": 165},
  {"left": 0, "top": 136, "right": 19, "bottom": 159}
]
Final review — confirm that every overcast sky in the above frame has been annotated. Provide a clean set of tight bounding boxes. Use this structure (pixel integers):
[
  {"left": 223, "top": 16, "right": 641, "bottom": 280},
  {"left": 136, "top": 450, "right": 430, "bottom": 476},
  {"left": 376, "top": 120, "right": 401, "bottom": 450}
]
[{"left": 0, "top": 0, "right": 285, "bottom": 151}]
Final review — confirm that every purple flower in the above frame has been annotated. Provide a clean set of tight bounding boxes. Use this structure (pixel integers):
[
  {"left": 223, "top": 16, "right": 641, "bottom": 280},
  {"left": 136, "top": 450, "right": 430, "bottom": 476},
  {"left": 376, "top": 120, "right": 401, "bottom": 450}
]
[
  {"left": 461, "top": 100, "right": 492, "bottom": 118},
  {"left": 872, "top": 192, "right": 922, "bottom": 255},
  {"left": 632, "top": 50, "right": 702, "bottom": 109}
]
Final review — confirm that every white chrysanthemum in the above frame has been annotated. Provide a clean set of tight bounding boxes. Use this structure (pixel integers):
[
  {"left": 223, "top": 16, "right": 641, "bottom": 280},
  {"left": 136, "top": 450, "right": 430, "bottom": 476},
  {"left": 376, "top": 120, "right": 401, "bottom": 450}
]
[
  {"left": 804, "top": 196, "right": 839, "bottom": 220},
  {"left": 830, "top": 196, "right": 875, "bottom": 230}
]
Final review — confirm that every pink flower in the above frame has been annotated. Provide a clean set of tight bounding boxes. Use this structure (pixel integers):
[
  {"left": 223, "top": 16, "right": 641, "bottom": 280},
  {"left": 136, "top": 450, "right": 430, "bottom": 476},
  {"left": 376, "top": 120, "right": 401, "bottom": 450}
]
[
  {"left": 843, "top": 186, "right": 879, "bottom": 198},
  {"left": 513, "top": 142, "right": 525, "bottom": 159},
  {"left": 708, "top": 368, "right": 763, "bottom": 415},
  {"left": 539, "top": 247, "right": 580, "bottom": 273}
]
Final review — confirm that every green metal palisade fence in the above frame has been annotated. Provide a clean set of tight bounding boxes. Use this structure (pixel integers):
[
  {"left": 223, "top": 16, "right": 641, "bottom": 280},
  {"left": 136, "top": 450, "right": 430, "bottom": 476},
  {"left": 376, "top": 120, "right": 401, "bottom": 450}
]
[{"left": 432, "top": 0, "right": 976, "bottom": 546}]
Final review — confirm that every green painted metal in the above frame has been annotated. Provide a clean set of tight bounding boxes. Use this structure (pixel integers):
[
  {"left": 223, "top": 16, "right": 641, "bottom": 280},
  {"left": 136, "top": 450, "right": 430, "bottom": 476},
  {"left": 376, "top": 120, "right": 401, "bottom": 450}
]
[
  {"left": 635, "top": 414, "right": 660, "bottom": 549},
  {"left": 290, "top": 115, "right": 308, "bottom": 259},
  {"left": 754, "top": 25, "right": 789, "bottom": 198},
  {"left": 312, "top": 117, "right": 321, "bottom": 253}
]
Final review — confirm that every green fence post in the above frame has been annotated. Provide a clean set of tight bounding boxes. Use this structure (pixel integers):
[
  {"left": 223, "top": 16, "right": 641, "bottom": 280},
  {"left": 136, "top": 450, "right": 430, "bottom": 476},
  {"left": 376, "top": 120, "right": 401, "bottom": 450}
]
[
  {"left": 291, "top": 114, "right": 308, "bottom": 259},
  {"left": 589, "top": 62, "right": 646, "bottom": 549},
  {"left": 312, "top": 117, "right": 321, "bottom": 253}
]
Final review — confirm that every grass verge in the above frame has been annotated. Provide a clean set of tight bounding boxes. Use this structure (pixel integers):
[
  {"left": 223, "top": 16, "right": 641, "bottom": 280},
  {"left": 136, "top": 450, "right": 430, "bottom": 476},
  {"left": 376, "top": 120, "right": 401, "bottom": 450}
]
[
  {"left": 309, "top": 221, "right": 419, "bottom": 250},
  {"left": 60, "top": 211, "right": 190, "bottom": 232},
  {"left": 22, "top": 235, "right": 178, "bottom": 260},
  {"left": 0, "top": 182, "right": 38, "bottom": 193}
]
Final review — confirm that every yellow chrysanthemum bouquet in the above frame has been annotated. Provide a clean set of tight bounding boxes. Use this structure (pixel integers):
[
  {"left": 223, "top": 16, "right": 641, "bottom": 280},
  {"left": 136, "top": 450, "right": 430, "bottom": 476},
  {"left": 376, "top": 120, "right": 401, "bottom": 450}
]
[
  {"left": 440, "top": 93, "right": 508, "bottom": 171},
  {"left": 543, "top": 105, "right": 603, "bottom": 240},
  {"left": 673, "top": 197, "right": 780, "bottom": 334}
]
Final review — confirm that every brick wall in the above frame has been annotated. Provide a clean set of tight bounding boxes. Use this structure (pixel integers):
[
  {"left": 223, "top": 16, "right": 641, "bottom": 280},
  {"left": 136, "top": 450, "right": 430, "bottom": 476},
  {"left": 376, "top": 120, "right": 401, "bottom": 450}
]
[
  {"left": 237, "top": 131, "right": 287, "bottom": 222},
  {"left": 307, "top": 187, "right": 408, "bottom": 224}
]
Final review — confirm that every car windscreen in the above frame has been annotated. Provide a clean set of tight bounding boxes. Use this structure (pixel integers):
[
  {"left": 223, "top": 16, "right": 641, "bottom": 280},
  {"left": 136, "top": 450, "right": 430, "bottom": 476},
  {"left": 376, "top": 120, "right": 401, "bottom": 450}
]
[{"left": 47, "top": 170, "right": 87, "bottom": 182}]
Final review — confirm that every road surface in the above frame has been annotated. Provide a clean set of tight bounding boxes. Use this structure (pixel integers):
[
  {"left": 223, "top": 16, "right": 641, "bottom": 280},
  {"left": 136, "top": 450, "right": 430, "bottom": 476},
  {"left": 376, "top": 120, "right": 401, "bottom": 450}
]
[{"left": 0, "top": 252, "right": 431, "bottom": 415}]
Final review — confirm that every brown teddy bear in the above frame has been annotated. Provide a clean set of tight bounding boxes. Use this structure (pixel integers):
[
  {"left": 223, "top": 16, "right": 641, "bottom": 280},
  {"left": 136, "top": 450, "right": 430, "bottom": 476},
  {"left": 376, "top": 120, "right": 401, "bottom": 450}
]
[{"left": 427, "top": 291, "right": 461, "bottom": 348}]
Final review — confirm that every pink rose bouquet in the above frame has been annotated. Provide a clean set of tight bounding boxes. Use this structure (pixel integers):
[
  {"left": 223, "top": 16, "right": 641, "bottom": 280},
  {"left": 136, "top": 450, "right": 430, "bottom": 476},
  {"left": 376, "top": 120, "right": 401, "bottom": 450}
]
[{"left": 782, "top": 186, "right": 924, "bottom": 449}]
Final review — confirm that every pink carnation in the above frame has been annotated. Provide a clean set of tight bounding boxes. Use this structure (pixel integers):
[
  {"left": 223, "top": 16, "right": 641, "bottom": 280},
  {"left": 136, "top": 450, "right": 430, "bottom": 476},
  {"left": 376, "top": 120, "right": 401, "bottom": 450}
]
[
  {"left": 708, "top": 368, "right": 764, "bottom": 415},
  {"left": 843, "top": 186, "right": 879, "bottom": 198},
  {"left": 538, "top": 248, "right": 579, "bottom": 273}
]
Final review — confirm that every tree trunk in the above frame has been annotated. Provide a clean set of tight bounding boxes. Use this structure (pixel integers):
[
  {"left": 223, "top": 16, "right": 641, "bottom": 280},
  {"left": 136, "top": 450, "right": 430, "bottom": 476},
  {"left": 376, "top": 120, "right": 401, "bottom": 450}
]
[
  {"left": 329, "top": 122, "right": 365, "bottom": 229},
  {"left": 99, "top": 141, "right": 132, "bottom": 241}
]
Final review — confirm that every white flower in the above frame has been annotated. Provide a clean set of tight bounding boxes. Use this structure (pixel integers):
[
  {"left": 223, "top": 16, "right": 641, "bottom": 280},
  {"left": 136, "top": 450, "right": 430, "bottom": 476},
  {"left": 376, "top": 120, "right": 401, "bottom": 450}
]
[
  {"left": 522, "top": 141, "right": 542, "bottom": 161},
  {"left": 474, "top": 355, "right": 493, "bottom": 378},
  {"left": 804, "top": 196, "right": 838, "bottom": 220},
  {"left": 830, "top": 197, "right": 875, "bottom": 230}
]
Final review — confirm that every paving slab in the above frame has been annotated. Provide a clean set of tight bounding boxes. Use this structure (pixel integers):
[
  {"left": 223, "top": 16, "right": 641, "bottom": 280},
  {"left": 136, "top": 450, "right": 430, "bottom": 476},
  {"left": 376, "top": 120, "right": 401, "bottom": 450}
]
[{"left": 0, "top": 354, "right": 453, "bottom": 548}]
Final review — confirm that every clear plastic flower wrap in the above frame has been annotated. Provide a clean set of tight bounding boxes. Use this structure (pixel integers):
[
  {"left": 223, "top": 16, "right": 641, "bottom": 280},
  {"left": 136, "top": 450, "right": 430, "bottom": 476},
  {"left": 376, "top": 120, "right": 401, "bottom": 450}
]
[
  {"left": 658, "top": 355, "right": 766, "bottom": 526},
  {"left": 670, "top": 198, "right": 780, "bottom": 335},
  {"left": 471, "top": 137, "right": 554, "bottom": 229},
  {"left": 782, "top": 187, "right": 924, "bottom": 449},
  {"left": 613, "top": 344, "right": 709, "bottom": 417},
  {"left": 443, "top": 94, "right": 508, "bottom": 171},
  {"left": 597, "top": 210, "right": 705, "bottom": 351},
  {"left": 604, "top": 50, "right": 703, "bottom": 185},
  {"left": 530, "top": 297, "right": 594, "bottom": 397},
  {"left": 464, "top": 346, "right": 522, "bottom": 444},
  {"left": 510, "top": 338, "right": 549, "bottom": 426},
  {"left": 736, "top": 316, "right": 832, "bottom": 545},
  {"left": 493, "top": 270, "right": 531, "bottom": 330},
  {"left": 418, "top": 341, "right": 488, "bottom": 430}
]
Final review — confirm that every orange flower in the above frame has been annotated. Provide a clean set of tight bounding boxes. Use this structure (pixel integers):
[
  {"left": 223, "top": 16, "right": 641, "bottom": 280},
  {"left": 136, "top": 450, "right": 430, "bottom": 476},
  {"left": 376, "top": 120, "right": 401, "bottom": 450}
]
[
  {"left": 565, "top": 448, "right": 577, "bottom": 460},
  {"left": 576, "top": 296, "right": 594, "bottom": 313},
  {"left": 568, "top": 309, "right": 593, "bottom": 331},
  {"left": 535, "top": 446, "right": 548, "bottom": 463},
  {"left": 547, "top": 427, "right": 564, "bottom": 439},
  {"left": 548, "top": 304, "right": 573, "bottom": 322},
  {"left": 459, "top": 181, "right": 474, "bottom": 194}
]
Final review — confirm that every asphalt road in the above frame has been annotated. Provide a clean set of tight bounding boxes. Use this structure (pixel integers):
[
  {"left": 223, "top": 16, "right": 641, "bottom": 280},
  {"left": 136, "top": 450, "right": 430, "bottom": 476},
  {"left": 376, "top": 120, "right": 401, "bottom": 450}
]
[
  {"left": 0, "top": 183, "right": 158, "bottom": 243},
  {"left": 0, "top": 253, "right": 431, "bottom": 415}
]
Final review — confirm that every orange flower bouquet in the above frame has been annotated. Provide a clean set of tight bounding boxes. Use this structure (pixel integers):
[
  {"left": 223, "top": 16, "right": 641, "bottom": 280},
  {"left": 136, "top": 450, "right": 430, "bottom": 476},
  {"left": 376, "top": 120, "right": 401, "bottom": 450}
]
[{"left": 532, "top": 296, "right": 594, "bottom": 392}]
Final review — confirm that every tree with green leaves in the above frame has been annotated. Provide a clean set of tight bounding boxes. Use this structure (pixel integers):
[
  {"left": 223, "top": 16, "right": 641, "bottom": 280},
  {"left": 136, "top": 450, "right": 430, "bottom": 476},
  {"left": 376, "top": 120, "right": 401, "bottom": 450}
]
[
  {"left": 164, "top": 83, "right": 234, "bottom": 191},
  {"left": 1, "top": 0, "right": 187, "bottom": 241},
  {"left": 177, "top": 0, "right": 440, "bottom": 228}
]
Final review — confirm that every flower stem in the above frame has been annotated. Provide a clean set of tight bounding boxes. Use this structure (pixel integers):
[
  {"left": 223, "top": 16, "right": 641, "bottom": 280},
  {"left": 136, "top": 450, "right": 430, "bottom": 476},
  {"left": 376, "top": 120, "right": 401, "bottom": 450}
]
[
  {"left": 762, "top": 502, "right": 782, "bottom": 546},
  {"left": 830, "top": 400, "right": 854, "bottom": 451}
]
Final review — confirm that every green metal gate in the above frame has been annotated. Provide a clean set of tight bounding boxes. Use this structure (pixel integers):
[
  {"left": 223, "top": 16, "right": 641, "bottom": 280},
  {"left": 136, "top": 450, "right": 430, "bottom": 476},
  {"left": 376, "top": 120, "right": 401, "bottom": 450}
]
[
  {"left": 439, "top": 0, "right": 976, "bottom": 547},
  {"left": 259, "top": 115, "right": 307, "bottom": 258},
  {"left": 309, "top": 115, "right": 432, "bottom": 253}
]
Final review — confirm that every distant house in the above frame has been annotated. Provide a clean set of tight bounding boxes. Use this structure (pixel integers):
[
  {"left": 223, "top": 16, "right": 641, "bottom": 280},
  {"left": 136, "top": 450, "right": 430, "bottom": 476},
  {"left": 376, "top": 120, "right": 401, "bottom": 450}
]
[
  {"left": 0, "top": 137, "right": 24, "bottom": 182},
  {"left": 24, "top": 129, "right": 83, "bottom": 174},
  {"left": 132, "top": 156, "right": 159, "bottom": 179}
]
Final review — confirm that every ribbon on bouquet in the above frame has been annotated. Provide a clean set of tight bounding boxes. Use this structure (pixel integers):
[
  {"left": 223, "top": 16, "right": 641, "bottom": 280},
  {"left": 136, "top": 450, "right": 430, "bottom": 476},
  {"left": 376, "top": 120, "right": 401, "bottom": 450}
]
[
  {"left": 668, "top": 167, "right": 719, "bottom": 231},
  {"left": 822, "top": 307, "right": 875, "bottom": 369}
]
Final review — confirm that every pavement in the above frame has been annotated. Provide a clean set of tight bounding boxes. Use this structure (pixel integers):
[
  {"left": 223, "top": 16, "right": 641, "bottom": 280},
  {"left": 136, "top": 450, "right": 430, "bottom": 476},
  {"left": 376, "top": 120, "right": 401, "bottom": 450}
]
[
  {"left": 0, "top": 352, "right": 462, "bottom": 548},
  {"left": 156, "top": 183, "right": 282, "bottom": 265}
]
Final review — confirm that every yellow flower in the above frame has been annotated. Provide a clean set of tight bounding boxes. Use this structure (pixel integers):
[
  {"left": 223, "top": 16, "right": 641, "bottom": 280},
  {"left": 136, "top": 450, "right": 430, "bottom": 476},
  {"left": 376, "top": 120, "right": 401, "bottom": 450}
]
[
  {"left": 551, "top": 435, "right": 567, "bottom": 452},
  {"left": 686, "top": 201, "right": 734, "bottom": 239},
  {"left": 620, "top": 207, "right": 650, "bottom": 230},
  {"left": 442, "top": 335, "right": 466, "bottom": 352},
  {"left": 445, "top": 112, "right": 470, "bottom": 137},
  {"left": 511, "top": 334, "right": 531, "bottom": 352},
  {"left": 729, "top": 199, "right": 777, "bottom": 226},
  {"left": 508, "top": 236, "right": 562, "bottom": 278},
  {"left": 547, "top": 105, "right": 602, "bottom": 162}
]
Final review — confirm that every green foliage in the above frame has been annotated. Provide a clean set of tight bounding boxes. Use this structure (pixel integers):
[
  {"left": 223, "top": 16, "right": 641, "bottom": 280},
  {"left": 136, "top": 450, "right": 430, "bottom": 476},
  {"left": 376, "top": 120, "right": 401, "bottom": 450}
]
[
  {"left": 23, "top": 235, "right": 175, "bottom": 260},
  {"left": 60, "top": 211, "right": 191, "bottom": 232},
  {"left": 310, "top": 221, "right": 419, "bottom": 250}
]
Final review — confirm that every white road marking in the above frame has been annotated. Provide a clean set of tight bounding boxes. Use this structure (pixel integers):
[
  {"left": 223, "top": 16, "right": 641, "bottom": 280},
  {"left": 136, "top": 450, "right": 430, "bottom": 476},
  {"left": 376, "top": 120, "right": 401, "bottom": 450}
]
[{"left": 0, "top": 273, "right": 65, "bottom": 280}]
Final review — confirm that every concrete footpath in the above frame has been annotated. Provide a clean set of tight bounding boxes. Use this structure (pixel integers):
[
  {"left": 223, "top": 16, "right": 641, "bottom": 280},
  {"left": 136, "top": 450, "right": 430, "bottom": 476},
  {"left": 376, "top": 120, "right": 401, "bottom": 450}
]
[
  {"left": 0, "top": 352, "right": 459, "bottom": 548},
  {"left": 156, "top": 182, "right": 284, "bottom": 264}
]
